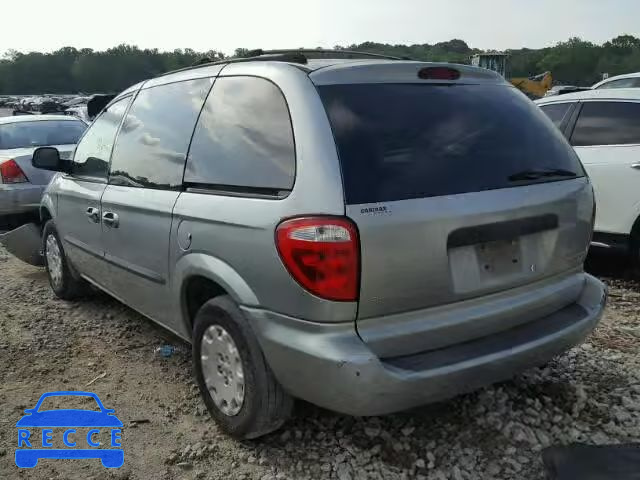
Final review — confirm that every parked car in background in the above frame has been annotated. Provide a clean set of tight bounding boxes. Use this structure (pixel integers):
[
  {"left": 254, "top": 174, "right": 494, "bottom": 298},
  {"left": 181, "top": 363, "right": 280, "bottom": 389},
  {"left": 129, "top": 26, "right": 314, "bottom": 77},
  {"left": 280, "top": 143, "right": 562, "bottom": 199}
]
[
  {"left": 0, "top": 115, "right": 86, "bottom": 219},
  {"left": 63, "top": 105, "right": 90, "bottom": 122},
  {"left": 592, "top": 72, "right": 640, "bottom": 89},
  {"left": 544, "top": 85, "right": 591, "bottom": 97},
  {"left": 536, "top": 89, "right": 640, "bottom": 261},
  {"left": 20, "top": 50, "right": 605, "bottom": 439}
]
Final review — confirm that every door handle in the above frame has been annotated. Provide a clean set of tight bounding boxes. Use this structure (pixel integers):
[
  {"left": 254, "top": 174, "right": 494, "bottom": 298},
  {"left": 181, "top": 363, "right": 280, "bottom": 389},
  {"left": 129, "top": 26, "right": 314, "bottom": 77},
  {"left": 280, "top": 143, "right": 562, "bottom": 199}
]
[
  {"left": 102, "top": 212, "right": 120, "bottom": 228},
  {"left": 631, "top": 163, "right": 640, "bottom": 169},
  {"left": 86, "top": 207, "right": 100, "bottom": 223}
]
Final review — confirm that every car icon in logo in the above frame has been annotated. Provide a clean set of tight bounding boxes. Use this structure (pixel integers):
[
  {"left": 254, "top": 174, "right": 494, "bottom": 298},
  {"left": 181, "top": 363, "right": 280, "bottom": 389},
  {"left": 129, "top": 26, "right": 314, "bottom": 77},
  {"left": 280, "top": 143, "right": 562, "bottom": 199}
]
[{"left": 15, "top": 391, "right": 123, "bottom": 468}]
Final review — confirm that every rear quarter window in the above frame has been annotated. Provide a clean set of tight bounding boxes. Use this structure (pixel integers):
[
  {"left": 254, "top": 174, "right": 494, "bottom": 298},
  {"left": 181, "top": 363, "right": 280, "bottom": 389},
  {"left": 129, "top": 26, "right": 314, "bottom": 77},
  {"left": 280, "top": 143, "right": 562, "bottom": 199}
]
[
  {"left": 184, "top": 76, "right": 295, "bottom": 193},
  {"left": 319, "top": 84, "right": 583, "bottom": 204}
]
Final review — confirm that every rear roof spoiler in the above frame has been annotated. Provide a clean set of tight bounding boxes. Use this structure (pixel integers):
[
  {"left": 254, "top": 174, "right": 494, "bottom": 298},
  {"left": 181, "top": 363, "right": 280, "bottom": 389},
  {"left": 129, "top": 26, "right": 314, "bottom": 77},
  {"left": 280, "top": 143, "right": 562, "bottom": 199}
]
[{"left": 87, "top": 94, "right": 116, "bottom": 120}]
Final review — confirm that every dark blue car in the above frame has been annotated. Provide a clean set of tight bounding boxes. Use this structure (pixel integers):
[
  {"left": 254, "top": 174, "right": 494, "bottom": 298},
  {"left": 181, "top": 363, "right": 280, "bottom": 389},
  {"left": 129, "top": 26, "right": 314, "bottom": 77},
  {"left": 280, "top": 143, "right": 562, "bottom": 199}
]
[{"left": 15, "top": 391, "right": 123, "bottom": 468}]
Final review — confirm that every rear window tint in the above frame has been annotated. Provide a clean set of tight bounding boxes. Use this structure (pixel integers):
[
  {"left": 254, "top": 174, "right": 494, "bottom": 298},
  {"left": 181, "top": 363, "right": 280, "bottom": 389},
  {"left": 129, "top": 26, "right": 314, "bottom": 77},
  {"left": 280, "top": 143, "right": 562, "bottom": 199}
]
[{"left": 319, "top": 84, "right": 583, "bottom": 205}]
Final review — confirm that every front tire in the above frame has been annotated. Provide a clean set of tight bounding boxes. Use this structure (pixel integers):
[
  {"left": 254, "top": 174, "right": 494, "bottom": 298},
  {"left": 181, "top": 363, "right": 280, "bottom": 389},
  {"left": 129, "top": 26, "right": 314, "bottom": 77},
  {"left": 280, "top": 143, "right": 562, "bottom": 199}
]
[
  {"left": 42, "top": 220, "right": 88, "bottom": 300},
  {"left": 193, "top": 295, "right": 293, "bottom": 439}
]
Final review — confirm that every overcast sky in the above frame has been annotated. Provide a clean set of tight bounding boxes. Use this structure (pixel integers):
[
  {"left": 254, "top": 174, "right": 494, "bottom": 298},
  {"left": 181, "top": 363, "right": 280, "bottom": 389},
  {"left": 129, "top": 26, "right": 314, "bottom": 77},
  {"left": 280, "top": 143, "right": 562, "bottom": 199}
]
[{"left": 4, "top": 0, "right": 638, "bottom": 54}]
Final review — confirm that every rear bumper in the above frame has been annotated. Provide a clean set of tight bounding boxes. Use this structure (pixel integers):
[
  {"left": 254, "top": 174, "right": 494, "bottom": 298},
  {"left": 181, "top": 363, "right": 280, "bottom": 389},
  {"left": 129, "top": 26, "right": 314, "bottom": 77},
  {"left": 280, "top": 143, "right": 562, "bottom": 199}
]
[
  {"left": 243, "top": 274, "right": 606, "bottom": 416},
  {"left": 0, "top": 183, "right": 43, "bottom": 215}
]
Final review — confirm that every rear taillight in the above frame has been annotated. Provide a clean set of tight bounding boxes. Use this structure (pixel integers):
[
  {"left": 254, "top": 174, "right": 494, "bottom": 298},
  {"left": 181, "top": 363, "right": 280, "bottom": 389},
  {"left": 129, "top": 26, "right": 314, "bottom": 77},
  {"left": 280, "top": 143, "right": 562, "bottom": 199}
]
[
  {"left": 276, "top": 217, "right": 359, "bottom": 301},
  {"left": 0, "top": 159, "right": 28, "bottom": 184}
]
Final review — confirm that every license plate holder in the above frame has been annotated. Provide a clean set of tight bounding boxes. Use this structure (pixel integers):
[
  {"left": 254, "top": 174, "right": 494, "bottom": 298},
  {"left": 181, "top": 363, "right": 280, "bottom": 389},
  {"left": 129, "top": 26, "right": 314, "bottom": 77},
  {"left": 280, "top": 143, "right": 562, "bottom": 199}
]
[{"left": 475, "top": 238, "right": 521, "bottom": 276}]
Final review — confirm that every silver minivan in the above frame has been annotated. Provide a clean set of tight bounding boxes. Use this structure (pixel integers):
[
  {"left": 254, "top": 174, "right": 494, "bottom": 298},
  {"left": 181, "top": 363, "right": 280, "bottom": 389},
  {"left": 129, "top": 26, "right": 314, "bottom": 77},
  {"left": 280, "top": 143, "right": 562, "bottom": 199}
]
[{"left": 20, "top": 51, "right": 606, "bottom": 439}]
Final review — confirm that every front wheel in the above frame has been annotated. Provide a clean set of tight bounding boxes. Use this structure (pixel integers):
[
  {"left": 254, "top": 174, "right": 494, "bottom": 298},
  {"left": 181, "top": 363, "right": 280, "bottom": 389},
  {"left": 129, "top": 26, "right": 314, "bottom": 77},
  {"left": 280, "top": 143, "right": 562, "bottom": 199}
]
[
  {"left": 42, "top": 220, "right": 88, "bottom": 300},
  {"left": 193, "top": 296, "right": 293, "bottom": 439}
]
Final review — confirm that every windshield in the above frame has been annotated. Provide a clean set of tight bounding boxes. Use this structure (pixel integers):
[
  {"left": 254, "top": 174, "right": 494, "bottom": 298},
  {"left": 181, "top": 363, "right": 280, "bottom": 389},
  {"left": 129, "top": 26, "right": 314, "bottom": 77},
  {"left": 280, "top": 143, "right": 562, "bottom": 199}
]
[
  {"left": 319, "top": 83, "right": 585, "bottom": 204},
  {"left": 0, "top": 120, "right": 86, "bottom": 150}
]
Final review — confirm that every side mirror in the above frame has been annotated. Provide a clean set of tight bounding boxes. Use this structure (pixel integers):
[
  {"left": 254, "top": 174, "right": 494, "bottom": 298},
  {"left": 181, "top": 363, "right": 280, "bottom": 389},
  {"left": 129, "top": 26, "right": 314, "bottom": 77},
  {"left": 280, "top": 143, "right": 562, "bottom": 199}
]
[{"left": 32, "top": 147, "right": 71, "bottom": 173}]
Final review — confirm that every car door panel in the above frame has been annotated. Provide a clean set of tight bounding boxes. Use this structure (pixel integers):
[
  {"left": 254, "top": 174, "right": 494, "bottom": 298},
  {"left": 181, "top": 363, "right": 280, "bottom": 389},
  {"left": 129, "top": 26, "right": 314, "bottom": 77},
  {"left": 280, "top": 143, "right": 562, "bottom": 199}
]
[
  {"left": 53, "top": 96, "right": 133, "bottom": 283},
  {"left": 56, "top": 177, "right": 107, "bottom": 280},
  {"left": 570, "top": 101, "right": 640, "bottom": 235},
  {"left": 98, "top": 79, "right": 212, "bottom": 327},
  {"left": 100, "top": 186, "right": 179, "bottom": 323},
  {"left": 576, "top": 144, "right": 640, "bottom": 234}
]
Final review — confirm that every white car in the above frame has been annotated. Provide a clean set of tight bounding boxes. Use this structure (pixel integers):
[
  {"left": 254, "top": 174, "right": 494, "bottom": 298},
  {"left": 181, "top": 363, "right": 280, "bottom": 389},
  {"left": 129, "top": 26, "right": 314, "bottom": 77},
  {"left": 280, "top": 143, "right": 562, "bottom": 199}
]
[
  {"left": 592, "top": 72, "right": 640, "bottom": 90},
  {"left": 536, "top": 89, "right": 640, "bottom": 259},
  {"left": 0, "top": 115, "right": 86, "bottom": 218}
]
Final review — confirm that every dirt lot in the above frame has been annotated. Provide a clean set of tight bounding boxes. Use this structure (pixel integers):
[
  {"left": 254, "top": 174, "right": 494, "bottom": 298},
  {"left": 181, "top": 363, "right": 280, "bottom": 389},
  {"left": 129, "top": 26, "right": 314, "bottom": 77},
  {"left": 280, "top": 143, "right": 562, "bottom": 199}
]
[{"left": 1, "top": 245, "right": 639, "bottom": 480}]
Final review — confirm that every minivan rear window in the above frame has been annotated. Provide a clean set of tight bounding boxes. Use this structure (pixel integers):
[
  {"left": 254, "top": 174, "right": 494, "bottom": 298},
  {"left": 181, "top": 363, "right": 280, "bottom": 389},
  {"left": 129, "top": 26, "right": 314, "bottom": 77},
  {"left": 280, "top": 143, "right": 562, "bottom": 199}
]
[{"left": 319, "top": 84, "right": 584, "bottom": 205}]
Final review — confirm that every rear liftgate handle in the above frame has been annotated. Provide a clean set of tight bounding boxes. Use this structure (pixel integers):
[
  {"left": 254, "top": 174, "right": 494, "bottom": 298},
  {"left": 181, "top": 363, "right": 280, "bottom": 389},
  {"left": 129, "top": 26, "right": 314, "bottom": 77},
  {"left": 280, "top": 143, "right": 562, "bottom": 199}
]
[{"left": 102, "top": 212, "right": 119, "bottom": 228}]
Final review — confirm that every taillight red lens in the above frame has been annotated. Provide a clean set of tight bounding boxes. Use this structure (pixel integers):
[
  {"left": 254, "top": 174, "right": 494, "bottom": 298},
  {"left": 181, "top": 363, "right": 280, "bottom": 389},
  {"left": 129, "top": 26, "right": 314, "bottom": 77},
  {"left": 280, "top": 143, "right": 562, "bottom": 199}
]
[
  {"left": 418, "top": 66, "right": 461, "bottom": 81},
  {"left": 0, "top": 159, "right": 27, "bottom": 184},
  {"left": 276, "top": 217, "right": 359, "bottom": 301}
]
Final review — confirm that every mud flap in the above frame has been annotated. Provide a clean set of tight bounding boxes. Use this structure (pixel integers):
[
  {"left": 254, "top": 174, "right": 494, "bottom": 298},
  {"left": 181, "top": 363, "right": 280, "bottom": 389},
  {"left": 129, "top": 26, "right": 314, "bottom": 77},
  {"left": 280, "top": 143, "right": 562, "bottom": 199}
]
[{"left": 0, "top": 223, "right": 44, "bottom": 266}]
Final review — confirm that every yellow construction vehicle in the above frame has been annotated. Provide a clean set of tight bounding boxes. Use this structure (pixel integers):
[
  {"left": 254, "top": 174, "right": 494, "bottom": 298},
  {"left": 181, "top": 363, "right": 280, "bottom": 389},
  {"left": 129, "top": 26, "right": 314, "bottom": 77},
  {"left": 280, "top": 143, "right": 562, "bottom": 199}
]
[{"left": 471, "top": 53, "right": 553, "bottom": 99}]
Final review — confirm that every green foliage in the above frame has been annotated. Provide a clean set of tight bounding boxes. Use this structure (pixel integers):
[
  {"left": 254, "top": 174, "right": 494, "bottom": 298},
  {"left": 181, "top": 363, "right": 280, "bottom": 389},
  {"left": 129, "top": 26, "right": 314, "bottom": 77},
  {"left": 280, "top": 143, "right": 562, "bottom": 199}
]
[
  {"left": 1, "top": 35, "right": 640, "bottom": 93},
  {"left": 0, "top": 45, "right": 224, "bottom": 94}
]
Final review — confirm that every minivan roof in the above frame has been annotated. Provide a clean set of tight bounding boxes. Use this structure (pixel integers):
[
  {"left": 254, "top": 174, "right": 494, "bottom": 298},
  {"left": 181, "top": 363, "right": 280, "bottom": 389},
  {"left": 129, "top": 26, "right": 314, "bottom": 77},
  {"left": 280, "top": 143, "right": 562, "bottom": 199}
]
[
  {"left": 154, "top": 49, "right": 506, "bottom": 84},
  {"left": 309, "top": 60, "right": 505, "bottom": 85},
  {"left": 111, "top": 51, "right": 510, "bottom": 107},
  {"left": 535, "top": 87, "right": 640, "bottom": 104}
]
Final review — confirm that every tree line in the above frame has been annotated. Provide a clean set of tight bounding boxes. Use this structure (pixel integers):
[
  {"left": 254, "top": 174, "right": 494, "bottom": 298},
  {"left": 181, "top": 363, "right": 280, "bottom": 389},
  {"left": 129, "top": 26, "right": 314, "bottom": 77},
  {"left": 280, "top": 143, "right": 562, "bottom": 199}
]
[{"left": 1, "top": 35, "right": 639, "bottom": 94}]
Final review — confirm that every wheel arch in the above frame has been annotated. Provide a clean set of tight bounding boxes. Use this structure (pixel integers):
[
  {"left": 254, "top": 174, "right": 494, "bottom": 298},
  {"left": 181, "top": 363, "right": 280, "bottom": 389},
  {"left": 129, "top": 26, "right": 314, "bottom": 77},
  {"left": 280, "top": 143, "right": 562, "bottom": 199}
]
[
  {"left": 174, "top": 253, "right": 259, "bottom": 334},
  {"left": 39, "top": 192, "right": 56, "bottom": 225}
]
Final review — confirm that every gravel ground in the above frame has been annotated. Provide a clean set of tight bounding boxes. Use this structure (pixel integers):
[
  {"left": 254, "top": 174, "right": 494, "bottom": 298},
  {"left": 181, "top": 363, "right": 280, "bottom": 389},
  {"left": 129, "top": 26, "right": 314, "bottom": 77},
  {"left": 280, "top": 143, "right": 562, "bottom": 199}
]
[{"left": 1, "top": 245, "right": 639, "bottom": 480}]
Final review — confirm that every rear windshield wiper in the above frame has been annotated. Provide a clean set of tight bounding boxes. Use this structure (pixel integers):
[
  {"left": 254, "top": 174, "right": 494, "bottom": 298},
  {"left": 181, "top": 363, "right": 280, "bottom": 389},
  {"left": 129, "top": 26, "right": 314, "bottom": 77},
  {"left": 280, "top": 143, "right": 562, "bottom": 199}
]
[{"left": 508, "top": 168, "right": 577, "bottom": 182}]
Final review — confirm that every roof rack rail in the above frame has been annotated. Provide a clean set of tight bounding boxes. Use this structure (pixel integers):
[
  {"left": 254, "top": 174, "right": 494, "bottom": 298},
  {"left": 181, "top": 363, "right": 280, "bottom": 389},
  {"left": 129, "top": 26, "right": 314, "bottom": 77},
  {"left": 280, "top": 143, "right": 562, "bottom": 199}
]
[
  {"left": 159, "top": 52, "right": 307, "bottom": 77},
  {"left": 160, "top": 49, "right": 409, "bottom": 77},
  {"left": 250, "top": 49, "right": 409, "bottom": 61}
]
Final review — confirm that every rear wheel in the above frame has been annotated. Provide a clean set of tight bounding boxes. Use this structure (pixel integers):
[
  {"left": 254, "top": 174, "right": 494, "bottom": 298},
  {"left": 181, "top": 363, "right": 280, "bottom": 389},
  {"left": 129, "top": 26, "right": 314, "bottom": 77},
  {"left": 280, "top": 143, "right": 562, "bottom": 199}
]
[
  {"left": 192, "top": 295, "right": 293, "bottom": 439},
  {"left": 42, "top": 220, "right": 88, "bottom": 300}
]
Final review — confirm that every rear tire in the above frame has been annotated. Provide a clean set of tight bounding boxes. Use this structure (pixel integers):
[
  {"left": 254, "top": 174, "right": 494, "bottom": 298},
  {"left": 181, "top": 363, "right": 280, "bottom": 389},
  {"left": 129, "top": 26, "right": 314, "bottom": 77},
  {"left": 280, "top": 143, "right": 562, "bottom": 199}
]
[
  {"left": 192, "top": 295, "right": 293, "bottom": 439},
  {"left": 42, "top": 220, "right": 88, "bottom": 300}
]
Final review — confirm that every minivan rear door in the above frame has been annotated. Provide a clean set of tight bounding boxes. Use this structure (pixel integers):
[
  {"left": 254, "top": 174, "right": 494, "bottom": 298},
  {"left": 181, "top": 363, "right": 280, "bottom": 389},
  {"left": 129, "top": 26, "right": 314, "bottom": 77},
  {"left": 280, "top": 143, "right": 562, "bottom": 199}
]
[
  {"left": 315, "top": 67, "right": 592, "bottom": 320},
  {"left": 99, "top": 78, "right": 212, "bottom": 326}
]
